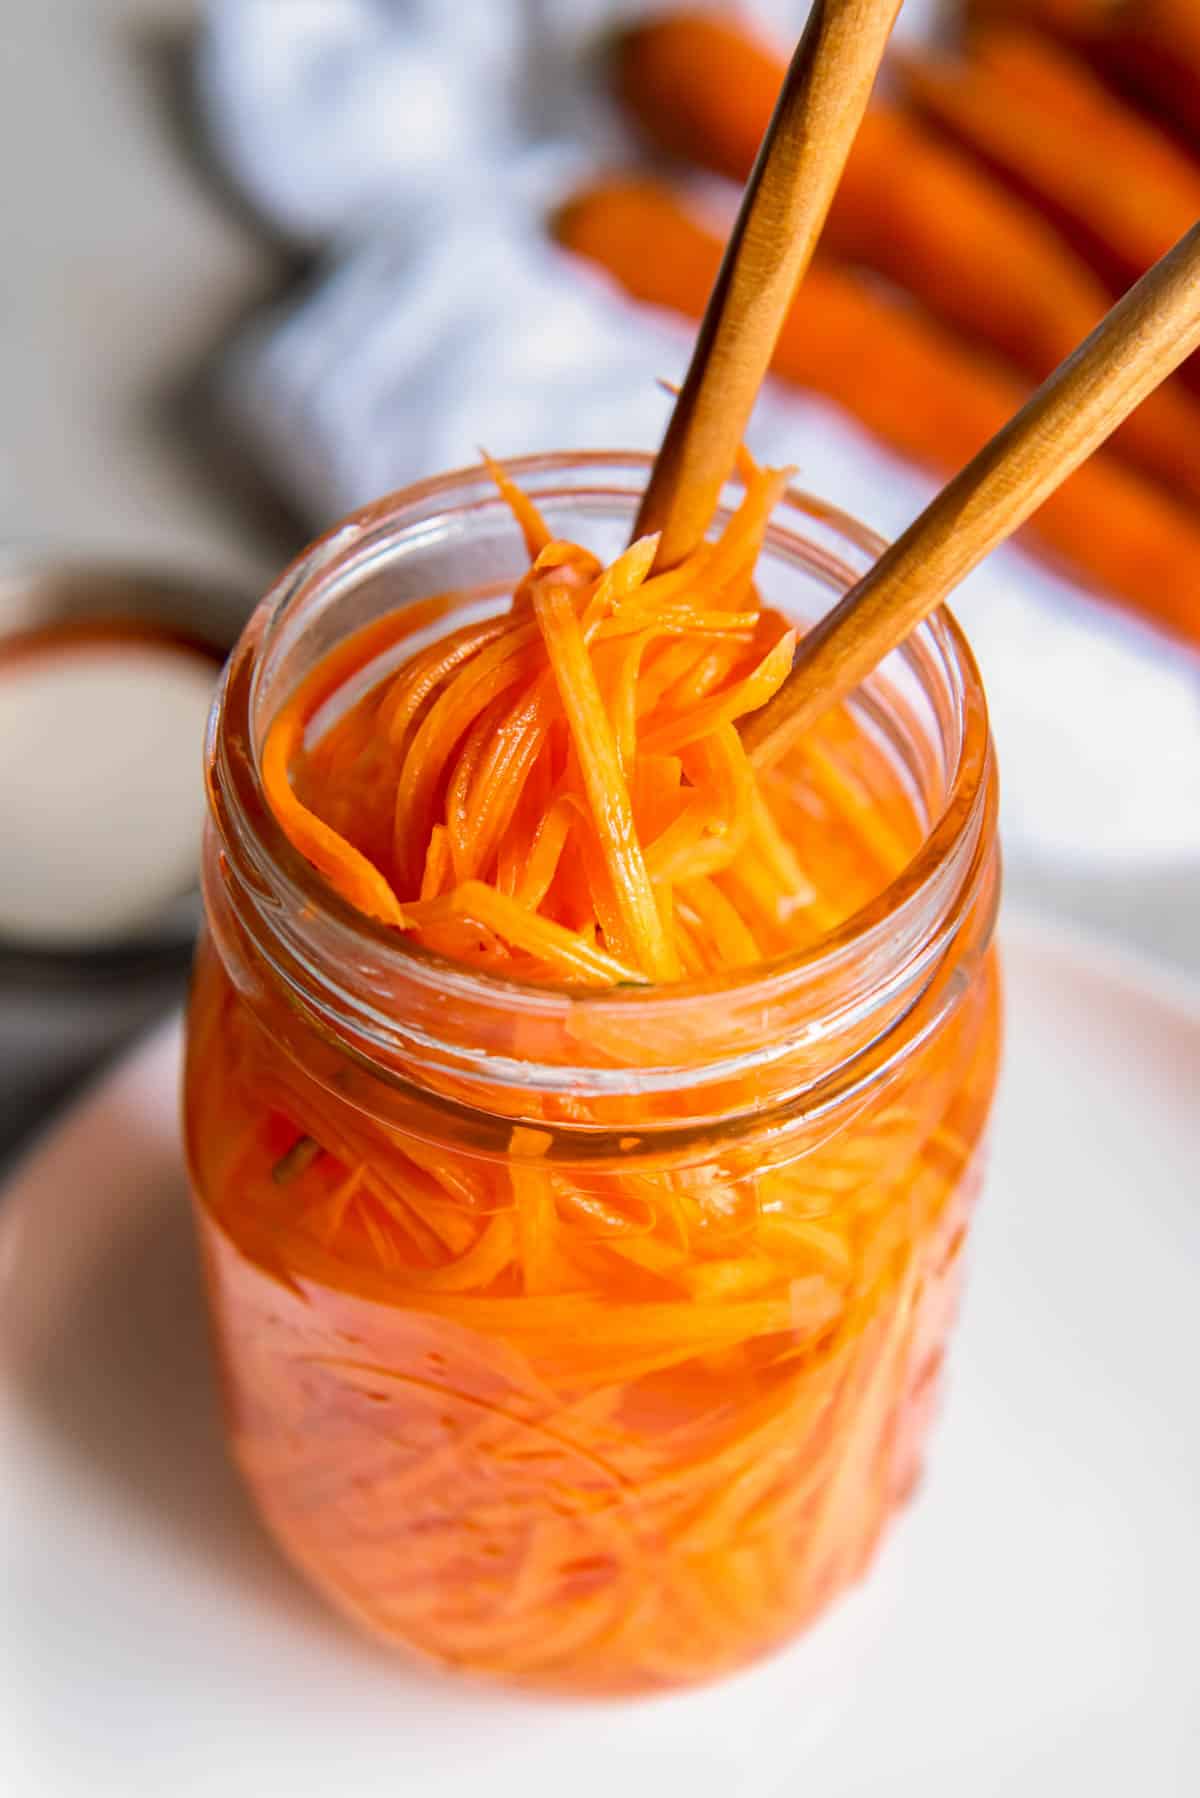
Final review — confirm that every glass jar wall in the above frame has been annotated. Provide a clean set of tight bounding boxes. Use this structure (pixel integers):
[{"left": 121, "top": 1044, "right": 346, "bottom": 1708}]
[{"left": 185, "top": 456, "right": 1001, "bottom": 1693}]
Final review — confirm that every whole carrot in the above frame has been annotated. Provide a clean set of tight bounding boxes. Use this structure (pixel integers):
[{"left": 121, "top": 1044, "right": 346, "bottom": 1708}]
[
  {"left": 898, "top": 28, "right": 1200, "bottom": 287},
  {"left": 614, "top": 7, "right": 784, "bottom": 181},
  {"left": 554, "top": 179, "right": 1200, "bottom": 646},
  {"left": 967, "top": 0, "right": 1103, "bottom": 28},
  {"left": 967, "top": 0, "right": 1200, "bottom": 141},
  {"left": 618, "top": 11, "right": 1099, "bottom": 370},
  {"left": 615, "top": 10, "right": 1200, "bottom": 509}
]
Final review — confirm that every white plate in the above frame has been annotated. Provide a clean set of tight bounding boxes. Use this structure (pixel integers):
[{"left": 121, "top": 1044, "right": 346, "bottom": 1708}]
[{"left": 2, "top": 916, "right": 1198, "bottom": 1796}]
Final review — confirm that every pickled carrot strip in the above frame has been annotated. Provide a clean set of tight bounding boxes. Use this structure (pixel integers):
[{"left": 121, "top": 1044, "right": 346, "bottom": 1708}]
[
  {"left": 655, "top": 633, "right": 753, "bottom": 712},
  {"left": 494, "top": 757, "right": 552, "bottom": 898},
  {"left": 746, "top": 782, "right": 820, "bottom": 910},
  {"left": 637, "top": 465, "right": 789, "bottom": 610},
  {"left": 695, "top": 717, "right": 757, "bottom": 805},
  {"left": 758, "top": 1215, "right": 852, "bottom": 1280},
  {"left": 631, "top": 753, "right": 683, "bottom": 844},
  {"left": 735, "top": 440, "right": 764, "bottom": 485},
  {"left": 464, "top": 694, "right": 553, "bottom": 873},
  {"left": 445, "top": 692, "right": 516, "bottom": 880},
  {"left": 640, "top": 625, "right": 797, "bottom": 755},
  {"left": 514, "top": 795, "right": 577, "bottom": 910},
  {"left": 363, "top": 1167, "right": 477, "bottom": 1257},
  {"left": 581, "top": 533, "right": 659, "bottom": 636},
  {"left": 630, "top": 541, "right": 716, "bottom": 608},
  {"left": 661, "top": 724, "right": 757, "bottom": 880},
  {"left": 358, "top": 1172, "right": 449, "bottom": 1265},
  {"left": 262, "top": 706, "right": 409, "bottom": 927},
  {"left": 677, "top": 876, "right": 761, "bottom": 966},
  {"left": 633, "top": 626, "right": 746, "bottom": 722},
  {"left": 377, "top": 617, "right": 507, "bottom": 753},
  {"left": 483, "top": 450, "right": 553, "bottom": 559},
  {"left": 632, "top": 634, "right": 712, "bottom": 717},
  {"left": 600, "top": 607, "right": 759, "bottom": 636},
  {"left": 404, "top": 881, "right": 647, "bottom": 985},
  {"left": 643, "top": 795, "right": 720, "bottom": 884},
  {"left": 419, "top": 824, "right": 453, "bottom": 901},
  {"left": 381, "top": 1292, "right": 796, "bottom": 1343},
  {"left": 402, "top": 1213, "right": 516, "bottom": 1293},
  {"left": 532, "top": 582, "right": 675, "bottom": 981},
  {"left": 280, "top": 596, "right": 457, "bottom": 732},
  {"left": 512, "top": 1162, "right": 565, "bottom": 1296},
  {"left": 796, "top": 734, "right": 914, "bottom": 875},
  {"left": 665, "top": 466, "right": 793, "bottom": 604},
  {"left": 607, "top": 628, "right": 654, "bottom": 774},
  {"left": 392, "top": 621, "right": 543, "bottom": 888}
]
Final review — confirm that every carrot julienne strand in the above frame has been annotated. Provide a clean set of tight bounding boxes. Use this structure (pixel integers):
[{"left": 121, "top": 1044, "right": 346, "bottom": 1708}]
[{"left": 261, "top": 455, "right": 837, "bottom": 984}]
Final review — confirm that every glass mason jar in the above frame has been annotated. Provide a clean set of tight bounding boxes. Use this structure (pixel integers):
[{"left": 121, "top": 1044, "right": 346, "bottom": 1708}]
[{"left": 185, "top": 453, "right": 1001, "bottom": 1695}]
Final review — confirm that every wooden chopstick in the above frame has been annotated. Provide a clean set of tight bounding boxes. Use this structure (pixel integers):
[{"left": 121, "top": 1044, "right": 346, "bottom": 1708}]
[
  {"left": 633, "top": 0, "right": 903, "bottom": 570},
  {"left": 742, "top": 220, "right": 1200, "bottom": 768}
]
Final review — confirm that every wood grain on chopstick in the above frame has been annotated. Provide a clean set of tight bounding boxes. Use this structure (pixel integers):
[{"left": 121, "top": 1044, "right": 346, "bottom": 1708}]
[
  {"left": 633, "top": 0, "right": 902, "bottom": 569},
  {"left": 742, "top": 221, "right": 1200, "bottom": 768}
]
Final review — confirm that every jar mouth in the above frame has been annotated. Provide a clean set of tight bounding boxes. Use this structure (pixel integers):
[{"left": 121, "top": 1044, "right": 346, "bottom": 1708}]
[{"left": 207, "top": 452, "right": 994, "bottom": 1108}]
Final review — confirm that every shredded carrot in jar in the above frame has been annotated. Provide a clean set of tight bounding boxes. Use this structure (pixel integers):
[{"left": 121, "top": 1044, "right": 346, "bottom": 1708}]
[{"left": 185, "top": 459, "right": 1001, "bottom": 1692}]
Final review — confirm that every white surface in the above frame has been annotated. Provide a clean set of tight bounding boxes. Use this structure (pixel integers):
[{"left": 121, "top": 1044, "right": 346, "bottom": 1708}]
[
  {"left": 197, "top": 0, "right": 1200, "bottom": 884},
  {"left": 0, "top": 643, "right": 216, "bottom": 945},
  {"left": 1, "top": 916, "right": 1197, "bottom": 1795}
]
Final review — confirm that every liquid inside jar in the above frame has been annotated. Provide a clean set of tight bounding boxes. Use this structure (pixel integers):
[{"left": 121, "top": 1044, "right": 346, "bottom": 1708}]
[{"left": 186, "top": 461, "right": 1000, "bottom": 1692}]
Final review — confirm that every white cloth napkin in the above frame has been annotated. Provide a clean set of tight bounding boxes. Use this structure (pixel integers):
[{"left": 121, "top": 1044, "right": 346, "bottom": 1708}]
[{"left": 197, "top": 0, "right": 1200, "bottom": 877}]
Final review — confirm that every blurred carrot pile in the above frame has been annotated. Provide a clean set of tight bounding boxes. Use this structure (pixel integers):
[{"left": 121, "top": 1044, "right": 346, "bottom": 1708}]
[{"left": 552, "top": 2, "right": 1200, "bottom": 646}]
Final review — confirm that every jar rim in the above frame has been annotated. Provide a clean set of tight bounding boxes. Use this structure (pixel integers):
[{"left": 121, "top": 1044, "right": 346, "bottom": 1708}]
[{"left": 208, "top": 451, "right": 993, "bottom": 1037}]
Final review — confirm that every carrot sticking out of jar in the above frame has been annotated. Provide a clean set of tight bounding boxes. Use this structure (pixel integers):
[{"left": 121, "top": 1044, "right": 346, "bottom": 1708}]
[{"left": 260, "top": 456, "right": 860, "bottom": 984}]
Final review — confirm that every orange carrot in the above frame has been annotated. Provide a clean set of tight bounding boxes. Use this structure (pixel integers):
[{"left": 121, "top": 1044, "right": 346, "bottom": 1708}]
[
  {"left": 830, "top": 107, "right": 1102, "bottom": 380},
  {"left": 831, "top": 108, "right": 1200, "bottom": 507},
  {"left": 968, "top": 0, "right": 1106, "bottom": 27},
  {"left": 898, "top": 29, "right": 1200, "bottom": 287},
  {"left": 615, "top": 7, "right": 785, "bottom": 180},
  {"left": 259, "top": 601, "right": 461, "bottom": 928},
  {"left": 262, "top": 447, "right": 863, "bottom": 979},
  {"left": 555, "top": 178, "right": 1200, "bottom": 646},
  {"left": 402, "top": 881, "right": 645, "bottom": 986},
  {"left": 614, "top": 8, "right": 1200, "bottom": 511},
  {"left": 967, "top": 0, "right": 1200, "bottom": 142},
  {"left": 531, "top": 578, "right": 676, "bottom": 980},
  {"left": 480, "top": 450, "right": 553, "bottom": 558},
  {"left": 262, "top": 702, "right": 410, "bottom": 928}
]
